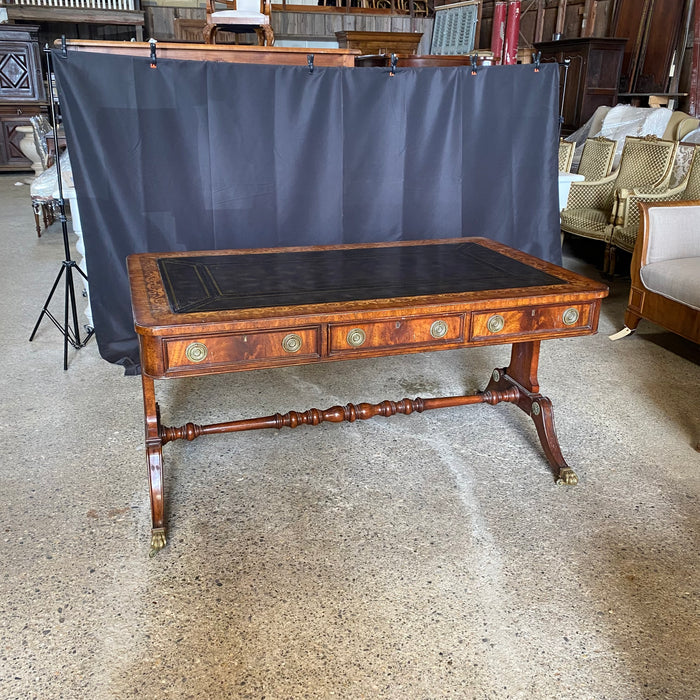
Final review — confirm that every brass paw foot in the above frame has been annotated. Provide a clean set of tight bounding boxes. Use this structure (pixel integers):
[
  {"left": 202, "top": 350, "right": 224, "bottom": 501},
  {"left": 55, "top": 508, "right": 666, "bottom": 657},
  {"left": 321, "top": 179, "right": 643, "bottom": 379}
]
[
  {"left": 149, "top": 528, "right": 167, "bottom": 557},
  {"left": 556, "top": 467, "right": 579, "bottom": 485}
]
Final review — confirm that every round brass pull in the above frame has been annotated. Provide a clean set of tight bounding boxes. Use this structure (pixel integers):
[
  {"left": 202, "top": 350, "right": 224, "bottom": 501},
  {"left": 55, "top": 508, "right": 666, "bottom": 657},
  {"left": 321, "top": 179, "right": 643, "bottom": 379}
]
[
  {"left": 281, "top": 333, "right": 303, "bottom": 353},
  {"left": 562, "top": 308, "right": 580, "bottom": 326},
  {"left": 347, "top": 328, "right": 366, "bottom": 347},
  {"left": 430, "top": 320, "right": 448, "bottom": 339},
  {"left": 185, "top": 341, "right": 208, "bottom": 363},
  {"left": 486, "top": 314, "right": 505, "bottom": 333}
]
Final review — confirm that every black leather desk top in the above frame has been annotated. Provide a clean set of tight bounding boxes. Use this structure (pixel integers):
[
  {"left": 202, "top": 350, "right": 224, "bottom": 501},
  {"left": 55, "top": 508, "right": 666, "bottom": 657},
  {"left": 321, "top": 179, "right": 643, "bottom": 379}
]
[{"left": 157, "top": 242, "right": 565, "bottom": 314}]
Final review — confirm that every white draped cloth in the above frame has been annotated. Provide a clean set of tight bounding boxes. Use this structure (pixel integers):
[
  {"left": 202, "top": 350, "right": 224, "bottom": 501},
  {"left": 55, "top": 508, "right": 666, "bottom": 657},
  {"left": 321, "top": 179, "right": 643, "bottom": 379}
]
[{"left": 566, "top": 105, "right": 673, "bottom": 172}]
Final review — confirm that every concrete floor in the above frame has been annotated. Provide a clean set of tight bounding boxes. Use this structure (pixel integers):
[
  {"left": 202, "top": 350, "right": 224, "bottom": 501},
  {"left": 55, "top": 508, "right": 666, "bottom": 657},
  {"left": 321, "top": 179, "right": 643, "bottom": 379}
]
[{"left": 0, "top": 172, "right": 698, "bottom": 700}]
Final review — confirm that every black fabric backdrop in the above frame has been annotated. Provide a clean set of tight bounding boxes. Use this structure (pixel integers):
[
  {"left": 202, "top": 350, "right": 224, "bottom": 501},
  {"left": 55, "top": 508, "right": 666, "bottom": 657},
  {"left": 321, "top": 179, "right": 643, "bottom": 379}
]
[{"left": 52, "top": 50, "right": 561, "bottom": 372}]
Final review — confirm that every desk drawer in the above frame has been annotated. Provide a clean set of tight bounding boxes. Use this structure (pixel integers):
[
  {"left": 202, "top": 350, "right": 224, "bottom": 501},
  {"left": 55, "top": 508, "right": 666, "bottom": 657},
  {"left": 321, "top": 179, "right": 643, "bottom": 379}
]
[
  {"left": 470, "top": 303, "right": 593, "bottom": 341},
  {"left": 328, "top": 314, "right": 464, "bottom": 355},
  {"left": 164, "top": 327, "right": 321, "bottom": 371}
]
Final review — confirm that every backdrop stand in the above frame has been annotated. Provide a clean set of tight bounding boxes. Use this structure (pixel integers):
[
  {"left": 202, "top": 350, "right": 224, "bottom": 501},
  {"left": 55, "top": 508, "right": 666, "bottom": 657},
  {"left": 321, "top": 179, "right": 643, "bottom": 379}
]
[{"left": 29, "top": 43, "right": 94, "bottom": 370}]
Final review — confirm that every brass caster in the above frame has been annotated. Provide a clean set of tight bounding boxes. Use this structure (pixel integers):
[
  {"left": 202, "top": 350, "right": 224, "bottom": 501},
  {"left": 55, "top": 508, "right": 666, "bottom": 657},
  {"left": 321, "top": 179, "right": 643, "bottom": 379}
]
[
  {"left": 556, "top": 467, "right": 579, "bottom": 485},
  {"left": 149, "top": 528, "right": 167, "bottom": 557}
]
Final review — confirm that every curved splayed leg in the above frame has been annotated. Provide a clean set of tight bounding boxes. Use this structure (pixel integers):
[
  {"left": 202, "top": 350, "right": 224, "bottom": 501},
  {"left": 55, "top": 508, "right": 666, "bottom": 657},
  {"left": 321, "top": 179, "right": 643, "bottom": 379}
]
[{"left": 484, "top": 342, "right": 578, "bottom": 485}]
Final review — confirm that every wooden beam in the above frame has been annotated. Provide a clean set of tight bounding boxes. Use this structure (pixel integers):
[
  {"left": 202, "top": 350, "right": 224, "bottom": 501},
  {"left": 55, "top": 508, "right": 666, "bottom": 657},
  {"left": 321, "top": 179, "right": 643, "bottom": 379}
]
[
  {"left": 534, "top": 0, "right": 545, "bottom": 42},
  {"left": 581, "top": 0, "right": 597, "bottom": 37},
  {"left": 6, "top": 5, "right": 144, "bottom": 25},
  {"left": 555, "top": 0, "right": 567, "bottom": 36}
]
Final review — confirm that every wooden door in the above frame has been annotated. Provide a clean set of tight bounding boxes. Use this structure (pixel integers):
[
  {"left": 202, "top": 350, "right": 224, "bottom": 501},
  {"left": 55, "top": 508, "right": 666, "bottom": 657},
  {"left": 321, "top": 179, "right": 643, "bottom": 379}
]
[
  {"left": 634, "top": 0, "right": 688, "bottom": 93},
  {"left": 611, "top": 0, "right": 653, "bottom": 93},
  {"left": 612, "top": 0, "right": 688, "bottom": 95}
]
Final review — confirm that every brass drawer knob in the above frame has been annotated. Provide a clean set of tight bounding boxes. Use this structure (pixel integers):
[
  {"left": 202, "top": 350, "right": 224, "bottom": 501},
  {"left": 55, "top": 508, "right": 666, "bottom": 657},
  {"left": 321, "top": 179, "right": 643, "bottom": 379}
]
[
  {"left": 486, "top": 314, "right": 505, "bottom": 333},
  {"left": 562, "top": 308, "right": 579, "bottom": 326},
  {"left": 347, "top": 328, "right": 366, "bottom": 347},
  {"left": 185, "top": 341, "right": 208, "bottom": 363},
  {"left": 430, "top": 320, "right": 448, "bottom": 338},
  {"left": 281, "top": 333, "right": 303, "bottom": 353}
]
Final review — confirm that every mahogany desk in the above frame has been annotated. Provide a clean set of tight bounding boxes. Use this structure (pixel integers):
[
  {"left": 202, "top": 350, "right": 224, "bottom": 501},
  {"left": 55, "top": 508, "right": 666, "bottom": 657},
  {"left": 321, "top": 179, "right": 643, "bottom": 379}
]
[{"left": 128, "top": 238, "right": 608, "bottom": 554}]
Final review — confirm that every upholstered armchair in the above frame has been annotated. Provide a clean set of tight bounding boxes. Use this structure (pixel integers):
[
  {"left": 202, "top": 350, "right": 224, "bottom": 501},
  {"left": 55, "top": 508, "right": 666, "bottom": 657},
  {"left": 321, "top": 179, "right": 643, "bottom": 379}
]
[
  {"left": 613, "top": 200, "right": 700, "bottom": 345},
  {"left": 607, "top": 144, "right": 700, "bottom": 274},
  {"left": 576, "top": 136, "right": 616, "bottom": 181},
  {"left": 203, "top": 0, "right": 274, "bottom": 46},
  {"left": 558, "top": 139, "right": 575, "bottom": 173},
  {"left": 560, "top": 136, "right": 677, "bottom": 268}
]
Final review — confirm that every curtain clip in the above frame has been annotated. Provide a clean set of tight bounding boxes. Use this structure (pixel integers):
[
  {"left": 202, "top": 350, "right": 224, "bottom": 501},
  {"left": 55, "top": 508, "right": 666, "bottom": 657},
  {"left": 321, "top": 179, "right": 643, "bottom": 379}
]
[
  {"left": 470, "top": 53, "right": 478, "bottom": 75},
  {"left": 307, "top": 54, "right": 314, "bottom": 74},
  {"left": 60, "top": 35, "right": 67, "bottom": 58},
  {"left": 532, "top": 51, "right": 541, "bottom": 72},
  {"left": 149, "top": 38, "right": 157, "bottom": 69},
  {"left": 389, "top": 53, "right": 397, "bottom": 76}
]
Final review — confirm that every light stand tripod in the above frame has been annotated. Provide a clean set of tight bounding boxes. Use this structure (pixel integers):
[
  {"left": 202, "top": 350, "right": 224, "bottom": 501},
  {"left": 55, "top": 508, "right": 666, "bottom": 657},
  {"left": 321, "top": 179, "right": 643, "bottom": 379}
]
[{"left": 29, "top": 44, "right": 94, "bottom": 370}]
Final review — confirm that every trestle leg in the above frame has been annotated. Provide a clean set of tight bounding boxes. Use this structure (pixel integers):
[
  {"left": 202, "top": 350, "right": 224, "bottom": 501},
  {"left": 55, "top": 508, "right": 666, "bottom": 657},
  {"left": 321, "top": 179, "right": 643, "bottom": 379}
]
[
  {"left": 484, "top": 341, "right": 578, "bottom": 484},
  {"left": 142, "top": 374, "right": 167, "bottom": 555}
]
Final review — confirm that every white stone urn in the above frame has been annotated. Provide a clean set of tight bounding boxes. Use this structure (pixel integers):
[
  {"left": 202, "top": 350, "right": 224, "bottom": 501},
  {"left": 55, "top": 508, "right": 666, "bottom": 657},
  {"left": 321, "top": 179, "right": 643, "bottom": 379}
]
[{"left": 16, "top": 124, "right": 44, "bottom": 178}]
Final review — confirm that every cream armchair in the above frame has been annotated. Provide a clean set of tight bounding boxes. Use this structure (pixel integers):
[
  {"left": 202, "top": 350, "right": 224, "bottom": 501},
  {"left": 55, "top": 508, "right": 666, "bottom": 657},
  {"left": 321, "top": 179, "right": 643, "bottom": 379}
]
[{"left": 612, "top": 200, "right": 700, "bottom": 345}]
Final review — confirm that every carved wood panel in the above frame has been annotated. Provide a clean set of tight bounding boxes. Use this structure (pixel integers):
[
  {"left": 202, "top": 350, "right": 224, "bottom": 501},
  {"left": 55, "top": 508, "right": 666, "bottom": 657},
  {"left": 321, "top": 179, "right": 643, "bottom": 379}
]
[
  {"left": 0, "top": 108, "right": 39, "bottom": 170},
  {"left": 0, "top": 31, "right": 45, "bottom": 103}
]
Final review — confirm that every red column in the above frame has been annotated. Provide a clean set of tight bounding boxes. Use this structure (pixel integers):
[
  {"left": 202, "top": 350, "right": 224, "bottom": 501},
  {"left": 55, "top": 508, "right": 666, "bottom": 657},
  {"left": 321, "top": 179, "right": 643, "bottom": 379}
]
[
  {"left": 503, "top": 0, "right": 521, "bottom": 66},
  {"left": 490, "top": 1, "right": 508, "bottom": 65}
]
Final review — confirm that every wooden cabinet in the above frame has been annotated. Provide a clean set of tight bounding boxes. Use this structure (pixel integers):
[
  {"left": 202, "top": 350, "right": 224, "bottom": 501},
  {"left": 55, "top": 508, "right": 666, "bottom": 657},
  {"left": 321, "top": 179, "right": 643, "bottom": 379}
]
[
  {"left": 0, "top": 24, "right": 47, "bottom": 171},
  {"left": 535, "top": 37, "right": 627, "bottom": 135},
  {"left": 0, "top": 106, "right": 40, "bottom": 170},
  {"left": 335, "top": 31, "right": 423, "bottom": 56}
]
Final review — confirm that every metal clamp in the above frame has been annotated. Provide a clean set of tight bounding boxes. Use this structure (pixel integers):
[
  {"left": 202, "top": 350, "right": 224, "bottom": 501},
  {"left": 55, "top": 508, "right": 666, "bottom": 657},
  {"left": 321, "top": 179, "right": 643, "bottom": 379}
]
[
  {"left": 149, "top": 38, "right": 157, "bottom": 69},
  {"left": 532, "top": 51, "right": 541, "bottom": 72}
]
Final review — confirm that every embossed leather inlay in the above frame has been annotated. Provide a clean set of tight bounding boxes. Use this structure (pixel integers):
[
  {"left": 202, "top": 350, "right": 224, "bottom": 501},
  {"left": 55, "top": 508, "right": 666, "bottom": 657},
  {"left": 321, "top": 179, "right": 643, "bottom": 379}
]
[{"left": 157, "top": 243, "right": 565, "bottom": 314}]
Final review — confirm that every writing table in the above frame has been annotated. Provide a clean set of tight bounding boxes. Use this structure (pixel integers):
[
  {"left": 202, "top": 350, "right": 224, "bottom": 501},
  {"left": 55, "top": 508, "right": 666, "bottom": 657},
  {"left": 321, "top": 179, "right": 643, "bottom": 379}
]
[{"left": 128, "top": 238, "right": 608, "bottom": 554}]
